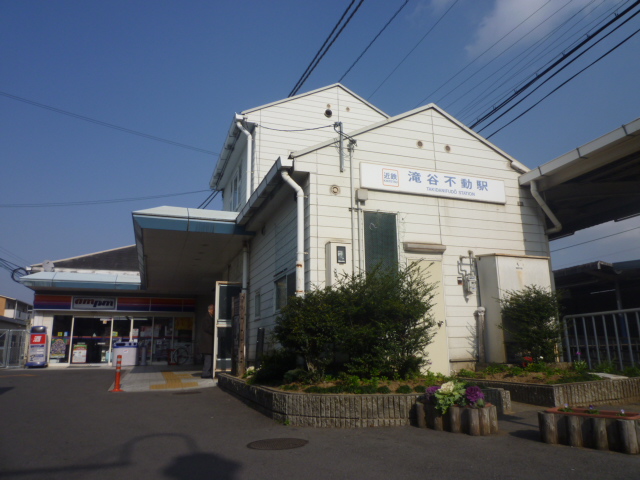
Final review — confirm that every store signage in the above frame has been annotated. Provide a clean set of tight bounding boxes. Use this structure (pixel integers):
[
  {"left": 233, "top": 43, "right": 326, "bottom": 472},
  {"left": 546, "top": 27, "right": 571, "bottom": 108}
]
[
  {"left": 72, "top": 296, "right": 117, "bottom": 310},
  {"left": 360, "top": 162, "right": 506, "bottom": 204}
]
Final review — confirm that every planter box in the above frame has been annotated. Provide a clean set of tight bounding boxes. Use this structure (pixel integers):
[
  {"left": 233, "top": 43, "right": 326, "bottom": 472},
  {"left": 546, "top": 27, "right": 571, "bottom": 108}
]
[
  {"left": 538, "top": 408, "right": 640, "bottom": 454},
  {"left": 459, "top": 377, "right": 640, "bottom": 407},
  {"left": 217, "top": 374, "right": 511, "bottom": 428},
  {"left": 420, "top": 403, "right": 498, "bottom": 436}
]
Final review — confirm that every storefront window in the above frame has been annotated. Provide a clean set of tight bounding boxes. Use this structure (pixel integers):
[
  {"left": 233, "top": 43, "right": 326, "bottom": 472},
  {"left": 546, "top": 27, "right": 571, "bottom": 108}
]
[{"left": 50, "top": 316, "right": 72, "bottom": 363}]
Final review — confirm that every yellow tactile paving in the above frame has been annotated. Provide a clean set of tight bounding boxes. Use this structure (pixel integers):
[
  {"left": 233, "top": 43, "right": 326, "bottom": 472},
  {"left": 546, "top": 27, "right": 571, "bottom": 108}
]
[{"left": 150, "top": 371, "right": 199, "bottom": 390}]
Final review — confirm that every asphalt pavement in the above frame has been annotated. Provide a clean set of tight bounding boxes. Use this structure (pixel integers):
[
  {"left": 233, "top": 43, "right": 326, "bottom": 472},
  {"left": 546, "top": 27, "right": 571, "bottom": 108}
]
[{"left": 1, "top": 366, "right": 638, "bottom": 480}]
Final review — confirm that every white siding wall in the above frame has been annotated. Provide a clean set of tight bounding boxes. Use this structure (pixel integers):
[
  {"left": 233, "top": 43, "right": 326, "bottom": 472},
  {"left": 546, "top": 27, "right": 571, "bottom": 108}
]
[
  {"left": 245, "top": 194, "right": 298, "bottom": 361},
  {"left": 294, "top": 108, "right": 549, "bottom": 367},
  {"left": 245, "top": 86, "right": 387, "bottom": 188}
]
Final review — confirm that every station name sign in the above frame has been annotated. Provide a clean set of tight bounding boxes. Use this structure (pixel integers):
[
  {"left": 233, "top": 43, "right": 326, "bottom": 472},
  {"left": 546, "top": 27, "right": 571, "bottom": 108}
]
[
  {"left": 360, "top": 163, "right": 506, "bottom": 204},
  {"left": 72, "top": 297, "right": 117, "bottom": 310}
]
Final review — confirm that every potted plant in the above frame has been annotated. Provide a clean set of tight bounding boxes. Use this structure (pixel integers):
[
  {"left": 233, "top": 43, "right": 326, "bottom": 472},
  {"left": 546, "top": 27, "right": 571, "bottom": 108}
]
[{"left": 421, "top": 380, "right": 498, "bottom": 436}]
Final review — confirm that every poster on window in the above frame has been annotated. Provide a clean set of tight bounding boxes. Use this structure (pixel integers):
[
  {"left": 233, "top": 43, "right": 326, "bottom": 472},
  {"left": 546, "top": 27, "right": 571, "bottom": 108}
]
[
  {"left": 49, "top": 338, "right": 68, "bottom": 359},
  {"left": 72, "top": 344, "right": 87, "bottom": 363}
]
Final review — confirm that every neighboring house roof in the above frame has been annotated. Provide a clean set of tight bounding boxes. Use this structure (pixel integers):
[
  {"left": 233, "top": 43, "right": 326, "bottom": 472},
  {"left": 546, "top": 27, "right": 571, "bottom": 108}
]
[
  {"left": 240, "top": 83, "right": 388, "bottom": 118},
  {"left": 288, "top": 102, "right": 530, "bottom": 174},
  {"left": 31, "top": 245, "right": 139, "bottom": 272}
]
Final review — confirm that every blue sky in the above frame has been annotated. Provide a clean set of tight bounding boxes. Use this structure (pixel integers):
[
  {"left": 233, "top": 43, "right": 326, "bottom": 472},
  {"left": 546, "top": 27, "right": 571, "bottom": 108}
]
[{"left": 2, "top": 0, "right": 639, "bottom": 302}]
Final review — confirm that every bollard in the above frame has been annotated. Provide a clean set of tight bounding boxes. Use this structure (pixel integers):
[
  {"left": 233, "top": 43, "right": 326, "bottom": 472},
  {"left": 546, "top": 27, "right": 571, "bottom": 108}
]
[{"left": 112, "top": 354, "right": 123, "bottom": 392}]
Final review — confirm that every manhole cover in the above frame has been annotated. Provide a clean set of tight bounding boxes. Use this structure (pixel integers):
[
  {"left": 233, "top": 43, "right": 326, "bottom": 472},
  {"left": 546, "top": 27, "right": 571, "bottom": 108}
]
[{"left": 247, "top": 438, "right": 308, "bottom": 450}]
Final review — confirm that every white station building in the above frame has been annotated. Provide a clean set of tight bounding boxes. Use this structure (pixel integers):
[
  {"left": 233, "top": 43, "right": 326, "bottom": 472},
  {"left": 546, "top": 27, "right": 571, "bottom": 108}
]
[{"left": 21, "top": 84, "right": 554, "bottom": 374}]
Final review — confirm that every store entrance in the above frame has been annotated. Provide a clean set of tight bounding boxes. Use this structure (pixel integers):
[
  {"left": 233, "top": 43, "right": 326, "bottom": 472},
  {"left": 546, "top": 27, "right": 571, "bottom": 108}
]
[{"left": 49, "top": 315, "right": 194, "bottom": 365}]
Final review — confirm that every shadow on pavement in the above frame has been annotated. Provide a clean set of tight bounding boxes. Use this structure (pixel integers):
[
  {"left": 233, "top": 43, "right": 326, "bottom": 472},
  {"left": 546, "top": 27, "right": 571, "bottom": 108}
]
[{"left": 163, "top": 453, "right": 241, "bottom": 480}]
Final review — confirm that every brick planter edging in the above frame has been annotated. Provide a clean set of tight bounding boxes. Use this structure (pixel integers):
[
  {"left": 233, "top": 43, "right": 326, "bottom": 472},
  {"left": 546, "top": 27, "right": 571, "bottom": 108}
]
[
  {"left": 538, "top": 410, "right": 640, "bottom": 454},
  {"left": 459, "top": 377, "right": 640, "bottom": 407},
  {"left": 217, "top": 373, "right": 511, "bottom": 428}
]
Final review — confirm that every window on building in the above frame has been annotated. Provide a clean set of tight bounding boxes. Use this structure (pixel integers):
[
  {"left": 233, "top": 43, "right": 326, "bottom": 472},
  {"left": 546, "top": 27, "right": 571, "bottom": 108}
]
[
  {"left": 230, "top": 164, "right": 243, "bottom": 211},
  {"left": 275, "top": 272, "right": 296, "bottom": 311},
  {"left": 364, "top": 211, "right": 398, "bottom": 273},
  {"left": 254, "top": 290, "right": 261, "bottom": 318}
]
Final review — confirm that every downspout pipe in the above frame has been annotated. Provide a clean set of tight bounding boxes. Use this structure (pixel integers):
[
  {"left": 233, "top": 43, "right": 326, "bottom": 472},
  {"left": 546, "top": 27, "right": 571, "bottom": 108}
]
[
  {"left": 236, "top": 120, "right": 252, "bottom": 204},
  {"left": 530, "top": 179, "right": 562, "bottom": 235},
  {"left": 281, "top": 171, "right": 305, "bottom": 297}
]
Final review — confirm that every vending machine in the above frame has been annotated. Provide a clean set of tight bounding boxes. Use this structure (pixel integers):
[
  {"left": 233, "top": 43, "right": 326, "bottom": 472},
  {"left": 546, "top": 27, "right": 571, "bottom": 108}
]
[{"left": 25, "top": 326, "right": 48, "bottom": 367}]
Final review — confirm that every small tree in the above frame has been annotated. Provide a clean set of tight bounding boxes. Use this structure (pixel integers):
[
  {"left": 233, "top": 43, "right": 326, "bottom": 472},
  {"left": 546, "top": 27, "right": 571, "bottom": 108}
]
[
  {"left": 274, "top": 262, "right": 437, "bottom": 379},
  {"left": 499, "top": 285, "right": 562, "bottom": 362}
]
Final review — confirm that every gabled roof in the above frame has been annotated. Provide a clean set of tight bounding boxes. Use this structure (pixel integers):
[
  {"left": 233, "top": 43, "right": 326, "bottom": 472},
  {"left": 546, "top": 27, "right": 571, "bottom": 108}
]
[
  {"left": 241, "top": 83, "right": 388, "bottom": 118},
  {"left": 288, "top": 102, "right": 529, "bottom": 174},
  {"left": 31, "top": 245, "right": 139, "bottom": 272}
]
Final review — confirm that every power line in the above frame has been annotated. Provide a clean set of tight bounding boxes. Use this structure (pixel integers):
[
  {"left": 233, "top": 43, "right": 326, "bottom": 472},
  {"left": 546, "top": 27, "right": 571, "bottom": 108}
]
[
  {"left": 0, "top": 189, "right": 211, "bottom": 208},
  {"left": 455, "top": 0, "right": 617, "bottom": 122},
  {"left": 551, "top": 226, "right": 640, "bottom": 253},
  {"left": 339, "top": 0, "right": 409, "bottom": 82},
  {"left": 472, "top": 0, "right": 626, "bottom": 129},
  {"left": 0, "top": 91, "right": 219, "bottom": 156},
  {"left": 289, "top": 0, "right": 365, "bottom": 97},
  {"left": 484, "top": 16, "right": 640, "bottom": 137},
  {"left": 259, "top": 124, "right": 334, "bottom": 132},
  {"left": 469, "top": 0, "right": 640, "bottom": 130},
  {"left": 441, "top": 0, "right": 581, "bottom": 112},
  {"left": 368, "top": 0, "right": 460, "bottom": 100},
  {"left": 414, "top": 0, "right": 552, "bottom": 108}
]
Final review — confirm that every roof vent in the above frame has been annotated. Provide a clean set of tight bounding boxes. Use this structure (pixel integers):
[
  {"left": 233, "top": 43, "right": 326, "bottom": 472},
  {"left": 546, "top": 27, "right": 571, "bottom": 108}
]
[{"left": 324, "top": 109, "right": 333, "bottom": 118}]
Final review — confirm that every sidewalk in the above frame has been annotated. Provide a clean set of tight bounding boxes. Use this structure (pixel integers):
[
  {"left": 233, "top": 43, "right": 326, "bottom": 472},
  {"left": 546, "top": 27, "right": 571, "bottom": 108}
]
[{"left": 111, "top": 364, "right": 217, "bottom": 392}]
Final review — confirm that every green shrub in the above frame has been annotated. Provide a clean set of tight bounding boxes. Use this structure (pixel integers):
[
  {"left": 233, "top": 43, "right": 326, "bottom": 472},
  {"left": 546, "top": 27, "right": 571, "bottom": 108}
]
[
  {"left": 507, "top": 366, "right": 525, "bottom": 376},
  {"left": 250, "top": 349, "right": 297, "bottom": 385},
  {"left": 456, "top": 368, "right": 477, "bottom": 378},
  {"left": 593, "top": 360, "right": 618, "bottom": 374},
  {"left": 499, "top": 286, "right": 562, "bottom": 362},
  {"left": 414, "top": 385, "right": 425, "bottom": 393},
  {"left": 395, "top": 385, "right": 413, "bottom": 394},
  {"left": 483, "top": 363, "right": 510, "bottom": 375},
  {"left": 377, "top": 386, "right": 391, "bottom": 394},
  {"left": 274, "top": 262, "right": 437, "bottom": 380},
  {"left": 623, "top": 366, "right": 640, "bottom": 377}
]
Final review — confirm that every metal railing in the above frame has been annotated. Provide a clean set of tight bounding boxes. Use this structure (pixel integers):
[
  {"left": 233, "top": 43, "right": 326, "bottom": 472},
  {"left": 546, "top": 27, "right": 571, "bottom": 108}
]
[
  {"left": 562, "top": 307, "right": 640, "bottom": 370},
  {"left": 0, "top": 329, "right": 28, "bottom": 368}
]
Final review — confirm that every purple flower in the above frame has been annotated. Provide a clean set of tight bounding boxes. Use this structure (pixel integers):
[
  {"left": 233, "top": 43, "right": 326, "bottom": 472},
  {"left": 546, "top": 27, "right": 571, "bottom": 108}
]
[
  {"left": 465, "top": 386, "right": 485, "bottom": 404},
  {"left": 426, "top": 385, "right": 441, "bottom": 396}
]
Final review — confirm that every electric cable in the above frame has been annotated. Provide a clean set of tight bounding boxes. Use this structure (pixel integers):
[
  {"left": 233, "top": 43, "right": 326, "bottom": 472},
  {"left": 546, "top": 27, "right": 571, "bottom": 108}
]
[
  {"left": 480, "top": 9, "right": 640, "bottom": 134},
  {"left": 440, "top": 0, "right": 581, "bottom": 111},
  {"left": 289, "top": 0, "right": 364, "bottom": 97},
  {"left": 259, "top": 124, "right": 334, "bottom": 132},
  {"left": 459, "top": 0, "right": 627, "bottom": 123},
  {"left": 339, "top": 0, "right": 409, "bottom": 82},
  {"left": 0, "top": 189, "right": 211, "bottom": 208},
  {"left": 368, "top": 0, "right": 460, "bottom": 100},
  {"left": 456, "top": 0, "right": 617, "bottom": 121},
  {"left": 485, "top": 23, "right": 640, "bottom": 139},
  {"left": 288, "top": 0, "right": 356, "bottom": 96},
  {"left": 0, "top": 91, "right": 218, "bottom": 156},
  {"left": 469, "top": 0, "right": 640, "bottom": 130},
  {"left": 200, "top": 190, "right": 219, "bottom": 209},
  {"left": 413, "top": 0, "right": 553, "bottom": 108},
  {"left": 551, "top": 226, "right": 640, "bottom": 253},
  {"left": 0, "top": 246, "right": 30, "bottom": 266}
]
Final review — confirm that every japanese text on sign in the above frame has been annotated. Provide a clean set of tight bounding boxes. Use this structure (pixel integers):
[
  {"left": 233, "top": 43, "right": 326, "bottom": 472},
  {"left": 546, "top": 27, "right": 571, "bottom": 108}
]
[{"left": 362, "top": 163, "right": 506, "bottom": 204}]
